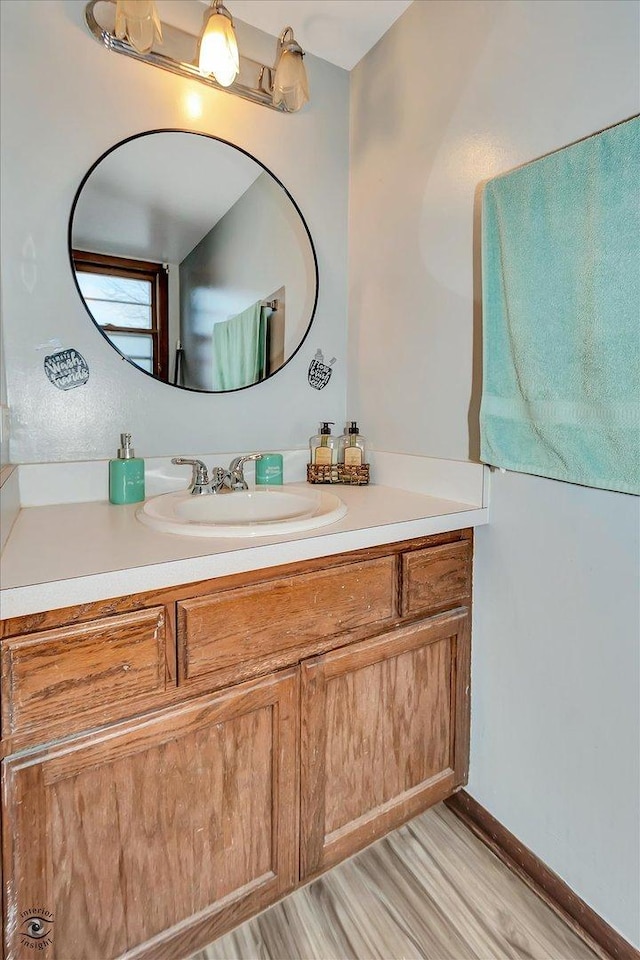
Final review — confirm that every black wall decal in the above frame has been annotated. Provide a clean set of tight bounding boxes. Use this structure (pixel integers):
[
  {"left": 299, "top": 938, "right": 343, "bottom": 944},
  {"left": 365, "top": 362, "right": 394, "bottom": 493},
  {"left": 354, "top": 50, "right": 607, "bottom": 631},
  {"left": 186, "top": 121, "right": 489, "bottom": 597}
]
[
  {"left": 308, "top": 349, "right": 336, "bottom": 390},
  {"left": 44, "top": 348, "right": 89, "bottom": 390}
]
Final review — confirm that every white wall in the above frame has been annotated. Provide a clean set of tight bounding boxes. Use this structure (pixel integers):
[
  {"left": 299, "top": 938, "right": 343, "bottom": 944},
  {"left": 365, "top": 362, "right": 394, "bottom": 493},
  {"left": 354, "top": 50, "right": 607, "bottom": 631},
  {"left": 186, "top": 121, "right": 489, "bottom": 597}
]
[
  {"left": 0, "top": 0, "right": 349, "bottom": 462},
  {"left": 350, "top": 0, "right": 640, "bottom": 946},
  {"left": 0, "top": 300, "right": 8, "bottom": 467},
  {"left": 473, "top": 470, "right": 640, "bottom": 943},
  {"left": 180, "top": 172, "right": 314, "bottom": 389}
]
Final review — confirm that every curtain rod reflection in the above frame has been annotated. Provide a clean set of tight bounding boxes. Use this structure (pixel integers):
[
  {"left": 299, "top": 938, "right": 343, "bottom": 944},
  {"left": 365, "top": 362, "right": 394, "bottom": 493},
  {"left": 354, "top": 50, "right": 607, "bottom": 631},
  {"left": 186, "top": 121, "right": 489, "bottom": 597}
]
[{"left": 172, "top": 299, "right": 279, "bottom": 387}]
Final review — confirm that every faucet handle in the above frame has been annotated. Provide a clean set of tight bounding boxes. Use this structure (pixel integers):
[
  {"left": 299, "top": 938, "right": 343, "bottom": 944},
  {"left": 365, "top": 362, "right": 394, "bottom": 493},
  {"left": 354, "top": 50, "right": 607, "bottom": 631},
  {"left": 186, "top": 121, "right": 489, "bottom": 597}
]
[
  {"left": 210, "top": 466, "right": 233, "bottom": 494},
  {"left": 171, "top": 457, "right": 210, "bottom": 495},
  {"left": 228, "top": 454, "right": 263, "bottom": 491}
]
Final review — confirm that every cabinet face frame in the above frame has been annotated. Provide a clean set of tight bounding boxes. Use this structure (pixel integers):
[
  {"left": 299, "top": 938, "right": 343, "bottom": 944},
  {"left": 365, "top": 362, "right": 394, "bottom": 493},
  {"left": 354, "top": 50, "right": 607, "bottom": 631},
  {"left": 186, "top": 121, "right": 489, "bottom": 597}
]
[
  {"left": 2, "top": 670, "right": 299, "bottom": 960},
  {"left": 299, "top": 608, "right": 471, "bottom": 880},
  {"left": 0, "top": 529, "right": 473, "bottom": 959}
]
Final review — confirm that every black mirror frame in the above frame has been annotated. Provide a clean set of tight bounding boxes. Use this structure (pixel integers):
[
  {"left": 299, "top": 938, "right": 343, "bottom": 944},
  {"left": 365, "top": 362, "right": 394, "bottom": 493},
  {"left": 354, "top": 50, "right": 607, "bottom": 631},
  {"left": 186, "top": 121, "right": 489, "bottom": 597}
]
[{"left": 68, "top": 128, "right": 319, "bottom": 394}]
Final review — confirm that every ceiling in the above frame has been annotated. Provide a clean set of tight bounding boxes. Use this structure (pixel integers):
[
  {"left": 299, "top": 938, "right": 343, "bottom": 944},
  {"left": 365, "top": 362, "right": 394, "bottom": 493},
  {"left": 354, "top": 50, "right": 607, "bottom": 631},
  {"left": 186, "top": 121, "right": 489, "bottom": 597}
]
[
  {"left": 200, "top": 0, "right": 414, "bottom": 71},
  {"left": 72, "top": 134, "right": 263, "bottom": 263}
]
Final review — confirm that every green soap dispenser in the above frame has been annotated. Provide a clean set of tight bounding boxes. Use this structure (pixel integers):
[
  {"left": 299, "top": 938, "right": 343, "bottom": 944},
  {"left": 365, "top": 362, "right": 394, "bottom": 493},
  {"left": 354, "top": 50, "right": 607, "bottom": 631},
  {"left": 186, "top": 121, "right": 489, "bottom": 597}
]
[{"left": 109, "top": 433, "right": 145, "bottom": 504}]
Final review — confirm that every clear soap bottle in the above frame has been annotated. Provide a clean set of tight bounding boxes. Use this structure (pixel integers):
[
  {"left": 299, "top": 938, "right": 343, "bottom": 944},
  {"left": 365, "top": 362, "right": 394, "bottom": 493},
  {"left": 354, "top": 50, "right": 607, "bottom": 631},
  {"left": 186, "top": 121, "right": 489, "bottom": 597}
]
[
  {"left": 338, "top": 421, "right": 367, "bottom": 466},
  {"left": 309, "top": 421, "right": 336, "bottom": 465},
  {"left": 109, "top": 433, "right": 145, "bottom": 504}
]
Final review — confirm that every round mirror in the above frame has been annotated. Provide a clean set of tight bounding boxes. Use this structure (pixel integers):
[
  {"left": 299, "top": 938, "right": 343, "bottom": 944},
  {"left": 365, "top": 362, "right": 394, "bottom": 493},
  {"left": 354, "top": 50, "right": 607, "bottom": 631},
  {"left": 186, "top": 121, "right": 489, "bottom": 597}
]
[{"left": 69, "top": 130, "right": 318, "bottom": 392}]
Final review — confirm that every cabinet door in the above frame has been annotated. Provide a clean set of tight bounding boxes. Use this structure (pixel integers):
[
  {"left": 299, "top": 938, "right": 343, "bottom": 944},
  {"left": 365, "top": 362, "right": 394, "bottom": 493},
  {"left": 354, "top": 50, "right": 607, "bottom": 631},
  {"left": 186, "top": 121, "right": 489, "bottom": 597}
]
[
  {"left": 300, "top": 610, "right": 470, "bottom": 879},
  {"left": 3, "top": 670, "right": 299, "bottom": 960}
]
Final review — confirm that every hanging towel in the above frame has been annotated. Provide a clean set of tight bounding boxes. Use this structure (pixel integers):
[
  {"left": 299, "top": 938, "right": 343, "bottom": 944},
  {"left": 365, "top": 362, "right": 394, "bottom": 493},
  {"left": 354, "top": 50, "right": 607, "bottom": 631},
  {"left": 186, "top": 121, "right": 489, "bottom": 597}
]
[
  {"left": 480, "top": 117, "right": 640, "bottom": 495},
  {"left": 211, "top": 301, "right": 267, "bottom": 391}
]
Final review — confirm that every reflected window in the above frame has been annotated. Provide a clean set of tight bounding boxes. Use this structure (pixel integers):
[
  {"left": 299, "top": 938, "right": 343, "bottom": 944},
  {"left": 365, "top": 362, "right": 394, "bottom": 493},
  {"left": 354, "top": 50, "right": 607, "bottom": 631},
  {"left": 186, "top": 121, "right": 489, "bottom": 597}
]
[{"left": 72, "top": 251, "right": 169, "bottom": 378}]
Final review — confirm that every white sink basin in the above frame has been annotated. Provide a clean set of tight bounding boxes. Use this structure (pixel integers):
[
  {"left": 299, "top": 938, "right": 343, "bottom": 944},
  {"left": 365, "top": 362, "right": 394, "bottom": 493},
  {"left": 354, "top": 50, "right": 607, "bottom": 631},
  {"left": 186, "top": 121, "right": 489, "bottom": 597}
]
[{"left": 136, "top": 485, "right": 347, "bottom": 538}]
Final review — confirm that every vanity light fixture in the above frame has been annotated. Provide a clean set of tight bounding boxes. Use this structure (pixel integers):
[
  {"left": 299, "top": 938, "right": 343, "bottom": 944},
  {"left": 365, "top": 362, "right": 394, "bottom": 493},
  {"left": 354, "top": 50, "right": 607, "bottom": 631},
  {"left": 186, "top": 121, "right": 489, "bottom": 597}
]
[
  {"left": 114, "top": 0, "right": 162, "bottom": 54},
  {"left": 85, "top": 0, "right": 310, "bottom": 112},
  {"left": 198, "top": 0, "right": 239, "bottom": 88},
  {"left": 272, "top": 27, "right": 309, "bottom": 112}
]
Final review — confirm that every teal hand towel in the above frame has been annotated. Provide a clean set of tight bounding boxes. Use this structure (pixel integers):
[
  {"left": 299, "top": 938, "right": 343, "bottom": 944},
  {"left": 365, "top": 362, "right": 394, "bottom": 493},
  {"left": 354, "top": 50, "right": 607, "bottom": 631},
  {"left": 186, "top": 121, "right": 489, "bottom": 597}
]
[
  {"left": 480, "top": 117, "right": 640, "bottom": 495},
  {"left": 212, "top": 301, "right": 267, "bottom": 391}
]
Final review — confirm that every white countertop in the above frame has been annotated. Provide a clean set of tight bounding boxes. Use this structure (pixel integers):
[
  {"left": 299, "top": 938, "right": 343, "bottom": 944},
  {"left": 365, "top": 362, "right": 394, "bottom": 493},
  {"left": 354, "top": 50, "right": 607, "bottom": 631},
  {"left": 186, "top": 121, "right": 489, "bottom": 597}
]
[
  {"left": 0, "top": 453, "right": 488, "bottom": 618},
  {"left": 0, "top": 482, "right": 487, "bottom": 619}
]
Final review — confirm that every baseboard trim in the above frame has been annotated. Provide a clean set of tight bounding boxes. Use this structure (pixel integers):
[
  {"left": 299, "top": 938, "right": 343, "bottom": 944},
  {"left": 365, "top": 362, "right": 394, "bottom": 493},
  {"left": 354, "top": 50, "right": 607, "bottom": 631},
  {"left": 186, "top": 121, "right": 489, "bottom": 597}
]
[{"left": 445, "top": 790, "right": 639, "bottom": 960}]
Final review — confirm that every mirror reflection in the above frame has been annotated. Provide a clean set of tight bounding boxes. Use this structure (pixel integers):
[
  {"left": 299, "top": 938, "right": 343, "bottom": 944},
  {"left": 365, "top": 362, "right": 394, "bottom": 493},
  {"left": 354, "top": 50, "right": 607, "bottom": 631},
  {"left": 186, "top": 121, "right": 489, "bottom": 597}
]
[{"left": 70, "top": 131, "right": 318, "bottom": 391}]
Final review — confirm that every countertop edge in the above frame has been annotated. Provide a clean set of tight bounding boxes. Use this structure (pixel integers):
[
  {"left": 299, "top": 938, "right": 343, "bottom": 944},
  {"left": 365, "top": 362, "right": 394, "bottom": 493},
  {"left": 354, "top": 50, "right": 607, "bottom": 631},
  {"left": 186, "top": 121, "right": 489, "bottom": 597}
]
[{"left": 0, "top": 506, "right": 488, "bottom": 619}]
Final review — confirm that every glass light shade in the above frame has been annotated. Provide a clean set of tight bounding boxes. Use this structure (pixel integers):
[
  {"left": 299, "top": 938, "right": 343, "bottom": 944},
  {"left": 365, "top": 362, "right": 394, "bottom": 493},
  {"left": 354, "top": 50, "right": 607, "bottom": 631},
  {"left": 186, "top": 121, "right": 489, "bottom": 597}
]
[
  {"left": 114, "top": 0, "right": 162, "bottom": 55},
  {"left": 272, "top": 49, "right": 309, "bottom": 112},
  {"left": 198, "top": 8, "right": 240, "bottom": 87}
]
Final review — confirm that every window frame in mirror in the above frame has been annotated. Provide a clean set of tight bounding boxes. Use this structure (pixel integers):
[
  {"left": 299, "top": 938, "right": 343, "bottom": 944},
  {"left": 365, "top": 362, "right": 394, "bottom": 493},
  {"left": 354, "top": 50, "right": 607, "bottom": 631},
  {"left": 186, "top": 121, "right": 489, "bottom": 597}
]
[
  {"left": 72, "top": 249, "right": 170, "bottom": 379},
  {"left": 67, "top": 129, "right": 319, "bottom": 394}
]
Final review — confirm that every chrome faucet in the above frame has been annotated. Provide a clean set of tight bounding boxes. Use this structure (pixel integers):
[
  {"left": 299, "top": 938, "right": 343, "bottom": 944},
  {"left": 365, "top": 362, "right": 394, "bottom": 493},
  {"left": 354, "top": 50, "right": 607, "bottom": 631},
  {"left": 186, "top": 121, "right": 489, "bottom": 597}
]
[
  {"left": 210, "top": 466, "right": 234, "bottom": 494},
  {"left": 228, "top": 454, "right": 263, "bottom": 490},
  {"left": 172, "top": 454, "right": 263, "bottom": 494},
  {"left": 171, "top": 458, "right": 211, "bottom": 495}
]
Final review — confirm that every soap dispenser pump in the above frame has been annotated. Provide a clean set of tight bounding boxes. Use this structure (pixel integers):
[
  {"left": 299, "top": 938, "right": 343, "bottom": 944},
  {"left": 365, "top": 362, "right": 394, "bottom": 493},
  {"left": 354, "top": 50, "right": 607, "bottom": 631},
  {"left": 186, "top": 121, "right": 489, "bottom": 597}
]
[
  {"left": 310, "top": 421, "right": 336, "bottom": 465},
  {"left": 338, "top": 421, "right": 367, "bottom": 466},
  {"left": 109, "top": 433, "right": 145, "bottom": 504}
]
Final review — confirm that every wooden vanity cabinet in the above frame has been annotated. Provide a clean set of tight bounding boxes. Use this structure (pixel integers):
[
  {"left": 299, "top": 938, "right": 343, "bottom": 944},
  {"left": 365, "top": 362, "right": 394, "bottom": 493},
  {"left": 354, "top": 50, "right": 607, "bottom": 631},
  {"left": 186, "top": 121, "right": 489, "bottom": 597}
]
[
  {"left": 1, "top": 529, "right": 473, "bottom": 960},
  {"left": 300, "top": 609, "right": 470, "bottom": 879},
  {"left": 3, "top": 670, "right": 299, "bottom": 960}
]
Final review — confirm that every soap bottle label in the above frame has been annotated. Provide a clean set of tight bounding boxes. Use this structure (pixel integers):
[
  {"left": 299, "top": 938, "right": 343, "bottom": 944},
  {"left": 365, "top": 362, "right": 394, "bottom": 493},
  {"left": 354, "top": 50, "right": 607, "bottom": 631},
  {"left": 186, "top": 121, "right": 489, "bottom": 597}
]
[
  {"left": 315, "top": 446, "right": 332, "bottom": 465},
  {"left": 344, "top": 446, "right": 362, "bottom": 466}
]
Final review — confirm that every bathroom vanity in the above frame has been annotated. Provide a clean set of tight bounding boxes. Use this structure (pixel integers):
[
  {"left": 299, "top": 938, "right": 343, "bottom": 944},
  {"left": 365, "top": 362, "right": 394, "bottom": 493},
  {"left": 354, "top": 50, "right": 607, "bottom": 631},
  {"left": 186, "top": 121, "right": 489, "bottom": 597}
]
[{"left": 0, "top": 470, "right": 481, "bottom": 959}]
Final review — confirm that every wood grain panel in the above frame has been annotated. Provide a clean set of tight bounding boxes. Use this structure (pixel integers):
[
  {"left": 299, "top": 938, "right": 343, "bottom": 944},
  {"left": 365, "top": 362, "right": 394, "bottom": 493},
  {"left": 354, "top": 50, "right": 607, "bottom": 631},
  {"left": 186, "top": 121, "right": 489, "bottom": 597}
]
[
  {"left": 2, "top": 670, "right": 299, "bottom": 960},
  {"left": 1, "top": 763, "right": 53, "bottom": 957},
  {"left": 1, "top": 607, "right": 167, "bottom": 738},
  {"left": 401, "top": 541, "right": 472, "bottom": 617},
  {"left": 323, "top": 638, "right": 452, "bottom": 834},
  {"left": 178, "top": 556, "right": 397, "bottom": 684},
  {"left": 300, "top": 610, "right": 470, "bottom": 879}
]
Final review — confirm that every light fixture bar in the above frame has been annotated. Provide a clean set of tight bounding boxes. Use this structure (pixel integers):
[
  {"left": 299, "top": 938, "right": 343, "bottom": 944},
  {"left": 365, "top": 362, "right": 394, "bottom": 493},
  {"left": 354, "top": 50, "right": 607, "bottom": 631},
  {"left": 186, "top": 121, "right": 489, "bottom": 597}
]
[{"left": 85, "top": 0, "right": 287, "bottom": 111}]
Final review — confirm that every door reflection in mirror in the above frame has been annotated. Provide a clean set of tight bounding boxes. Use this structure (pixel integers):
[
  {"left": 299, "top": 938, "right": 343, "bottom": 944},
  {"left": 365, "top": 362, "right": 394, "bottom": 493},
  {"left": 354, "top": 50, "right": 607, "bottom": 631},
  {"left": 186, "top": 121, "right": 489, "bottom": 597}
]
[{"left": 69, "top": 130, "right": 318, "bottom": 392}]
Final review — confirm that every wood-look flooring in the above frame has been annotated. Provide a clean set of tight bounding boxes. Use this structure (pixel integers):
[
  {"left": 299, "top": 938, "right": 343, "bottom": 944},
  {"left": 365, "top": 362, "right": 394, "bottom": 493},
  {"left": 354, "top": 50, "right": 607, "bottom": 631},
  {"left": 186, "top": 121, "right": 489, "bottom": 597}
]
[{"left": 190, "top": 804, "right": 599, "bottom": 960}]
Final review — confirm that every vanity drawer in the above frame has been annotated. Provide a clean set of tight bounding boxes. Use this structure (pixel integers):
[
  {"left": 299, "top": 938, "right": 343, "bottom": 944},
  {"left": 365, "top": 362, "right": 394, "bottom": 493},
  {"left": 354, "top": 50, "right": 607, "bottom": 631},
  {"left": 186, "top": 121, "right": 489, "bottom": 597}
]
[
  {"left": 401, "top": 541, "right": 472, "bottom": 617},
  {"left": 178, "top": 556, "right": 397, "bottom": 685},
  {"left": 1, "top": 607, "right": 167, "bottom": 738}
]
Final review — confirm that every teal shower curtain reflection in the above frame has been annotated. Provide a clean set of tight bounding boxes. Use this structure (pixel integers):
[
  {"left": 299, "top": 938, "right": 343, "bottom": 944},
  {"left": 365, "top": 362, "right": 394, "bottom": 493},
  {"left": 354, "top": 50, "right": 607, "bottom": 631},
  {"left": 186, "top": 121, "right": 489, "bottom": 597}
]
[{"left": 211, "top": 301, "right": 268, "bottom": 391}]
